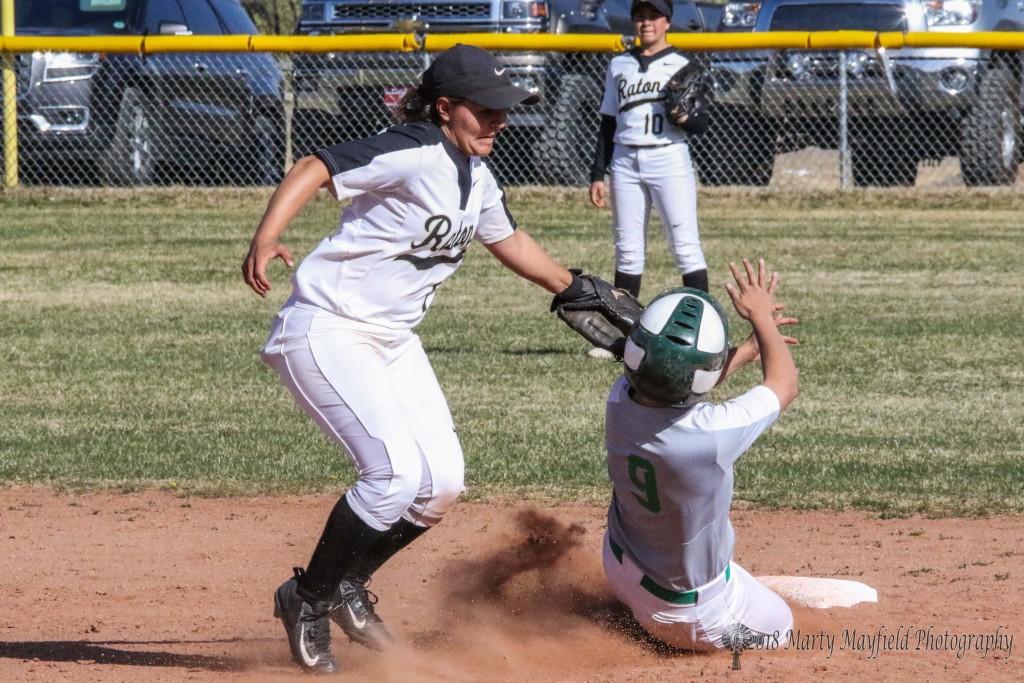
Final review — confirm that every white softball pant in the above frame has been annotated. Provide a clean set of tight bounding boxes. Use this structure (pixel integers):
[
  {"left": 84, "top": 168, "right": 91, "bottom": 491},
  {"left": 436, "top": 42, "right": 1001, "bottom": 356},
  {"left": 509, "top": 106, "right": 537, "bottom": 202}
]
[
  {"left": 260, "top": 302, "right": 465, "bottom": 531},
  {"left": 602, "top": 532, "right": 792, "bottom": 651},
  {"left": 609, "top": 142, "right": 706, "bottom": 277}
]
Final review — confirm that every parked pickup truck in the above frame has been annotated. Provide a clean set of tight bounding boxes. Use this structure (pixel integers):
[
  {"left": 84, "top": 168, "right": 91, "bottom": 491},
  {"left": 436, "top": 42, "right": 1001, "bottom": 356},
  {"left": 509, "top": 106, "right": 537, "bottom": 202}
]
[
  {"left": 701, "top": 0, "right": 1024, "bottom": 186},
  {"left": 291, "top": 0, "right": 718, "bottom": 184}
]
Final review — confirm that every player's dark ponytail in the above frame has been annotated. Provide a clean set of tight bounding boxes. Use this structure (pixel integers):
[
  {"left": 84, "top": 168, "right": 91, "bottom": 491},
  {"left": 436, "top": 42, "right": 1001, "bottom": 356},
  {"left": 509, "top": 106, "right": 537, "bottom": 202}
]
[
  {"left": 394, "top": 87, "right": 466, "bottom": 126},
  {"left": 395, "top": 87, "right": 431, "bottom": 123}
]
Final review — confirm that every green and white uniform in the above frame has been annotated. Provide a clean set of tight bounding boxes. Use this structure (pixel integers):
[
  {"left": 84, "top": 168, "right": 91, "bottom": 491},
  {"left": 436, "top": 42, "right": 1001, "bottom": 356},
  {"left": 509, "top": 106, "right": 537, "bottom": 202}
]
[{"left": 602, "top": 376, "right": 793, "bottom": 651}]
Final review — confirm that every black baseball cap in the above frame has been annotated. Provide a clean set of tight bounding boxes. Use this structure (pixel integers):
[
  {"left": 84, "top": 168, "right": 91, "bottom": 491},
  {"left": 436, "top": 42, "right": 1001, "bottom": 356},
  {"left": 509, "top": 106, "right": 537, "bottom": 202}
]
[
  {"left": 630, "top": 0, "right": 673, "bottom": 19},
  {"left": 420, "top": 44, "right": 540, "bottom": 109}
]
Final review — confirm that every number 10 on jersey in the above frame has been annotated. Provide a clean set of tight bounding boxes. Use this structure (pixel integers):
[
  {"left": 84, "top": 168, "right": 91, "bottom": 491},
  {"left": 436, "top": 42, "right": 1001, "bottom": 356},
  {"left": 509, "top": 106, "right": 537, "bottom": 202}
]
[{"left": 644, "top": 114, "right": 664, "bottom": 136}]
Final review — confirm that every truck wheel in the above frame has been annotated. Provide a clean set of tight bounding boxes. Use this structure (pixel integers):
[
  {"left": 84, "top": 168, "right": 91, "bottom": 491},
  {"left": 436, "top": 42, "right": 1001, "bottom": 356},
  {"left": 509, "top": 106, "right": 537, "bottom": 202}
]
[
  {"left": 102, "top": 87, "right": 156, "bottom": 186},
  {"left": 960, "top": 62, "right": 1021, "bottom": 187},
  {"left": 692, "top": 108, "right": 775, "bottom": 186},
  {"left": 851, "top": 120, "right": 918, "bottom": 187},
  {"left": 536, "top": 74, "right": 597, "bottom": 186}
]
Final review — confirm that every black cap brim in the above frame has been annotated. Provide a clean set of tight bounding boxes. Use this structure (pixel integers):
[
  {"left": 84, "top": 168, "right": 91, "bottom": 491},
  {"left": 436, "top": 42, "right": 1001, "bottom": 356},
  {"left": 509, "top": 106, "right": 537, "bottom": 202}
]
[{"left": 467, "top": 85, "right": 540, "bottom": 109}]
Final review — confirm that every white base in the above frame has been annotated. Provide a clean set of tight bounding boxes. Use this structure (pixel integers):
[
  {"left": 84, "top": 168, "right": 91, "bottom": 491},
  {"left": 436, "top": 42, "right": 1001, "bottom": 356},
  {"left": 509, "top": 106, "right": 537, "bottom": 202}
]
[{"left": 757, "top": 576, "right": 878, "bottom": 609}]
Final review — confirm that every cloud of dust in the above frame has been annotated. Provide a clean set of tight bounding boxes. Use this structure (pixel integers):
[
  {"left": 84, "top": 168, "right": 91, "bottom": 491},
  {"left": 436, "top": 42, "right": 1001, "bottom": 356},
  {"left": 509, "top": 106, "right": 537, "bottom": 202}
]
[{"left": 356, "top": 508, "right": 652, "bottom": 683}]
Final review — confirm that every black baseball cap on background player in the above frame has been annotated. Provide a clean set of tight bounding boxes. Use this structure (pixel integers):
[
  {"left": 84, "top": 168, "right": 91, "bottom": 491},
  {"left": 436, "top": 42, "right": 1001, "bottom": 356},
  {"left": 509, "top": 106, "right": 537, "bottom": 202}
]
[
  {"left": 419, "top": 44, "right": 541, "bottom": 109},
  {"left": 630, "top": 0, "right": 673, "bottom": 19}
]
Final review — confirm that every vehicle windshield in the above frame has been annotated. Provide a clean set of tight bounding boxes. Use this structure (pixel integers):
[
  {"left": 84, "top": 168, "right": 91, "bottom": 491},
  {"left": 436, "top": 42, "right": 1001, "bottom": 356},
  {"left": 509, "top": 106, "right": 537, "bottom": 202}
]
[{"left": 15, "top": 0, "right": 141, "bottom": 33}]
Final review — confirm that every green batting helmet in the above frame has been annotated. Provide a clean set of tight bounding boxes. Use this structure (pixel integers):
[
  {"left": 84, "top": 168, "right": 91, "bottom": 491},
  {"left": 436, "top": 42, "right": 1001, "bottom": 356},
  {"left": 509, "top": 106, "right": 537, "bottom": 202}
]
[{"left": 623, "top": 287, "right": 730, "bottom": 406}]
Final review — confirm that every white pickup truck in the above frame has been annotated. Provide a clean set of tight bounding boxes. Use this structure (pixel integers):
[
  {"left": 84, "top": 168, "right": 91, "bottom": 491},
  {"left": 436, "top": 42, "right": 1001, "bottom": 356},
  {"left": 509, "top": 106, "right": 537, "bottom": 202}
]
[{"left": 700, "top": 0, "right": 1024, "bottom": 186}]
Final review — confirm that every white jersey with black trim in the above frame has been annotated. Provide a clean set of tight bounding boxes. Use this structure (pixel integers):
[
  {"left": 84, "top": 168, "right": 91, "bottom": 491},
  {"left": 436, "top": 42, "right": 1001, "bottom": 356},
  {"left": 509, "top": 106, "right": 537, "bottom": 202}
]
[
  {"left": 599, "top": 47, "right": 691, "bottom": 147},
  {"left": 290, "top": 121, "right": 517, "bottom": 331},
  {"left": 604, "top": 377, "right": 781, "bottom": 591}
]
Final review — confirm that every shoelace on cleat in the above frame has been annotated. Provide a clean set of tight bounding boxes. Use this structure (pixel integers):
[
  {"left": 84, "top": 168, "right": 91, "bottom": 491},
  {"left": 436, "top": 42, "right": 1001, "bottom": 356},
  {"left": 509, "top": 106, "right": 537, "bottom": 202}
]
[
  {"left": 332, "top": 583, "right": 382, "bottom": 623},
  {"left": 302, "top": 611, "right": 332, "bottom": 652}
]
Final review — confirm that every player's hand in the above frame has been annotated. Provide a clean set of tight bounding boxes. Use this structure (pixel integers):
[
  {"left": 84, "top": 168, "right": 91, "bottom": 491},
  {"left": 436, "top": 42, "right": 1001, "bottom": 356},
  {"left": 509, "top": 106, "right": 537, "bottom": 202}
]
[
  {"left": 744, "top": 304, "right": 799, "bottom": 362},
  {"left": 725, "top": 258, "right": 777, "bottom": 323},
  {"left": 589, "top": 181, "right": 606, "bottom": 208},
  {"left": 242, "top": 239, "right": 294, "bottom": 298}
]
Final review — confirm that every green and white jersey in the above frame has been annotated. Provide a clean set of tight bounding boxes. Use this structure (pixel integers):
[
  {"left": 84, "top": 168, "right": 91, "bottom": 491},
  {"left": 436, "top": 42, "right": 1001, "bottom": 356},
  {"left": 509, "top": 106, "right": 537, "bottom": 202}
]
[{"left": 605, "top": 376, "right": 781, "bottom": 591}]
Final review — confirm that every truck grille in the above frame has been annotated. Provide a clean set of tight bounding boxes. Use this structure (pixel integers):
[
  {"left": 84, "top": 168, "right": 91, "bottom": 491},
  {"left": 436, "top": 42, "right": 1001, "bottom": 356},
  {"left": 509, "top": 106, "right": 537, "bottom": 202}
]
[
  {"left": 768, "top": 3, "right": 906, "bottom": 32},
  {"left": 329, "top": 2, "right": 492, "bottom": 22}
]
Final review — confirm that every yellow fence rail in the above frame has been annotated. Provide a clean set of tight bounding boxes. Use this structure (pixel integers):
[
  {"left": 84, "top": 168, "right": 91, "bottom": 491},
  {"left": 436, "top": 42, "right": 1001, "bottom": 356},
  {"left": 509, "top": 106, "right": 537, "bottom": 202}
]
[{"left": 2, "top": 31, "right": 1024, "bottom": 55}]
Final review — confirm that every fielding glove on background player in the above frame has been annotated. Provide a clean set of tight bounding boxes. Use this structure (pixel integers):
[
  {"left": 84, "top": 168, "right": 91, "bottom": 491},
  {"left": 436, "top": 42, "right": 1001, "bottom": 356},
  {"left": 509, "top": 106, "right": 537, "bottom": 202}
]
[
  {"left": 551, "top": 270, "right": 644, "bottom": 359},
  {"left": 664, "top": 61, "right": 710, "bottom": 135}
]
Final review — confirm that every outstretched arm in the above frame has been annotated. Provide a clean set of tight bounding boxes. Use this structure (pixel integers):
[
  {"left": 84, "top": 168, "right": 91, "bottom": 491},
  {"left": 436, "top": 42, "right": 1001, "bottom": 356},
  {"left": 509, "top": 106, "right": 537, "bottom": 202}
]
[
  {"left": 484, "top": 229, "right": 574, "bottom": 294},
  {"left": 725, "top": 258, "right": 800, "bottom": 410},
  {"left": 487, "top": 231, "right": 645, "bottom": 357},
  {"left": 717, "top": 303, "right": 798, "bottom": 386},
  {"left": 715, "top": 267, "right": 798, "bottom": 386}
]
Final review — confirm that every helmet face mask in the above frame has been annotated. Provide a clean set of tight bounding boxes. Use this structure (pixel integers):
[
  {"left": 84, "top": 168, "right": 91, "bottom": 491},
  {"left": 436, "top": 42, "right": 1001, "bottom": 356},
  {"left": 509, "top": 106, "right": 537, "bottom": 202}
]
[{"left": 623, "top": 287, "right": 730, "bottom": 406}]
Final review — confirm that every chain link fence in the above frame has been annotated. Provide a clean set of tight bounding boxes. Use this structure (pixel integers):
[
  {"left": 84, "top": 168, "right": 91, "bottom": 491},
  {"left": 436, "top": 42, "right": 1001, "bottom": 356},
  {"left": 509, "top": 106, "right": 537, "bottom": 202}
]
[
  {"left": 8, "top": 50, "right": 287, "bottom": 186},
  {"left": 4, "top": 45, "right": 1023, "bottom": 189}
]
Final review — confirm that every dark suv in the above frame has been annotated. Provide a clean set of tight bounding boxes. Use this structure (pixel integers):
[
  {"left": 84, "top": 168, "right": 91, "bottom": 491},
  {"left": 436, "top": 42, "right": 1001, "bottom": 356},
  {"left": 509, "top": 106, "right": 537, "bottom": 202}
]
[{"left": 14, "top": 0, "right": 286, "bottom": 185}]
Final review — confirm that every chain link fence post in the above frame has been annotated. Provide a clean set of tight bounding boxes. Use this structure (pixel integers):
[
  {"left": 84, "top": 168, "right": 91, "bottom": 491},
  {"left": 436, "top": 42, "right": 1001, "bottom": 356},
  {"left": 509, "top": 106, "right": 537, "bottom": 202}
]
[{"left": 838, "top": 49, "right": 850, "bottom": 191}]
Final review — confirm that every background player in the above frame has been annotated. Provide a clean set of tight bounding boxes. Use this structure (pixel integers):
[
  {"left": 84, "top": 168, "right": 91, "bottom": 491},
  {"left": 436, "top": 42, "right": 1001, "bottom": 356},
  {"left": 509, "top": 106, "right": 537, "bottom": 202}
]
[
  {"left": 602, "top": 258, "right": 799, "bottom": 651},
  {"left": 242, "top": 45, "right": 607, "bottom": 674},
  {"left": 588, "top": 0, "right": 709, "bottom": 310}
]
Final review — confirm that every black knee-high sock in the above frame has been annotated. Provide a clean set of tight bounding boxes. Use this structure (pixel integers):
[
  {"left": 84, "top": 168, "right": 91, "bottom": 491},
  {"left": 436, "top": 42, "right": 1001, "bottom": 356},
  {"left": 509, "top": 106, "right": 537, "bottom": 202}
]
[
  {"left": 614, "top": 271, "right": 642, "bottom": 299},
  {"left": 342, "top": 518, "right": 430, "bottom": 585},
  {"left": 297, "top": 494, "right": 385, "bottom": 601},
  {"left": 682, "top": 269, "right": 708, "bottom": 293}
]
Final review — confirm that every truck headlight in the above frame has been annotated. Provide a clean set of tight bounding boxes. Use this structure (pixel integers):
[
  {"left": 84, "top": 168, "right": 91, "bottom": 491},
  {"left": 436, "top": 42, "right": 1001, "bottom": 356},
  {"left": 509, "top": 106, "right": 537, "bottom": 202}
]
[
  {"left": 42, "top": 52, "right": 100, "bottom": 83},
  {"left": 785, "top": 52, "right": 810, "bottom": 79},
  {"left": 300, "top": 2, "right": 327, "bottom": 21},
  {"left": 924, "top": 0, "right": 980, "bottom": 26},
  {"left": 938, "top": 65, "right": 972, "bottom": 94},
  {"left": 722, "top": 2, "right": 761, "bottom": 29},
  {"left": 503, "top": 0, "right": 548, "bottom": 19},
  {"left": 845, "top": 51, "right": 870, "bottom": 78},
  {"left": 577, "top": 0, "right": 600, "bottom": 21}
]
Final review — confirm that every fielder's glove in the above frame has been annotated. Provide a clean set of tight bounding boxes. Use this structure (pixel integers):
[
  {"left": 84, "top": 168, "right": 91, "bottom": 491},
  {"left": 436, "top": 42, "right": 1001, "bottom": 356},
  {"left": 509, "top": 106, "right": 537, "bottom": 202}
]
[
  {"left": 663, "top": 61, "right": 710, "bottom": 135},
  {"left": 551, "top": 270, "right": 644, "bottom": 359}
]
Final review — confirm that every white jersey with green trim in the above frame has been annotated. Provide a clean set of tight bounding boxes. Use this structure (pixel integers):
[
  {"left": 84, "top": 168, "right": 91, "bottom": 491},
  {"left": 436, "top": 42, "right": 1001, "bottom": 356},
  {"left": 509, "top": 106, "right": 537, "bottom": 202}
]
[
  {"left": 599, "top": 47, "right": 692, "bottom": 147},
  {"left": 290, "top": 121, "right": 517, "bottom": 331},
  {"left": 605, "top": 377, "right": 781, "bottom": 592}
]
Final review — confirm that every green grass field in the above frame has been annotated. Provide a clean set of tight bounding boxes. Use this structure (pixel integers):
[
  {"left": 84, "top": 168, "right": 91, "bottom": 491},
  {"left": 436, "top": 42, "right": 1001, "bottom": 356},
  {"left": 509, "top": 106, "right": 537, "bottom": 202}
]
[{"left": 2, "top": 187, "right": 1022, "bottom": 515}]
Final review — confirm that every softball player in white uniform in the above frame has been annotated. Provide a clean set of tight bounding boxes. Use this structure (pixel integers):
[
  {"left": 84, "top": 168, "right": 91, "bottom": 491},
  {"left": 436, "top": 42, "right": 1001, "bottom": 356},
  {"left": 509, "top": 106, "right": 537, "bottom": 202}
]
[
  {"left": 589, "top": 0, "right": 708, "bottom": 301},
  {"left": 242, "top": 45, "right": 585, "bottom": 674},
  {"left": 602, "top": 259, "right": 799, "bottom": 652}
]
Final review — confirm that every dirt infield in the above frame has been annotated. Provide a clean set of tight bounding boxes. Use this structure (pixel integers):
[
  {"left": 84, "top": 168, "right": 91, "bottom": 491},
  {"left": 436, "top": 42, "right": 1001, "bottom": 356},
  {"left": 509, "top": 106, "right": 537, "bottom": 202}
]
[{"left": 1, "top": 489, "right": 1020, "bottom": 682}]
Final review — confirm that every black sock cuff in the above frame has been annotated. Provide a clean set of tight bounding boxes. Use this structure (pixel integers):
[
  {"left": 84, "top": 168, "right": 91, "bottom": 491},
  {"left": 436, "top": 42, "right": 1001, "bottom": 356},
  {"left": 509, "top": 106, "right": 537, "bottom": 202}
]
[
  {"left": 683, "top": 269, "right": 709, "bottom": 293},
  {"left": 301, "top": 495, "right": 384, "bottom": 600},
  {"left": 614, "top": 271, "right": 642, "bottom": 299}
]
